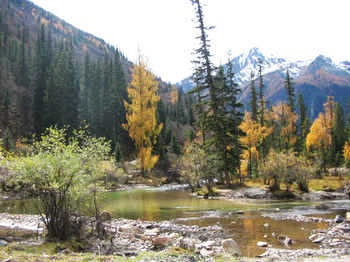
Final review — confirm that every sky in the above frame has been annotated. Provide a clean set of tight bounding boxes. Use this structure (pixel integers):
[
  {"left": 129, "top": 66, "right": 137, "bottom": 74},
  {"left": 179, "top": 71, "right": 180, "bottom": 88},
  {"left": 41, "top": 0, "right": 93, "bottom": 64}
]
[{"left": 30, "top": 0, "right": 350, "bottom": 83}]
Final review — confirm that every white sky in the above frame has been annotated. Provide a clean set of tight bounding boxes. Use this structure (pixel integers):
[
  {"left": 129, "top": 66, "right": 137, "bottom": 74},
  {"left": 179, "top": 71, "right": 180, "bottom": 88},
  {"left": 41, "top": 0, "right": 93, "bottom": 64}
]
[{"left": 30, "top": 0, "right": 350, "bottom": 83}]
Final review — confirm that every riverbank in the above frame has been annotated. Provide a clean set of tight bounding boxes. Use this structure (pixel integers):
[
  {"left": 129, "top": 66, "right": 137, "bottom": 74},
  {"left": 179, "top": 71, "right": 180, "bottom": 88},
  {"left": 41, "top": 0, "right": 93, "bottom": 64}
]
[{"left": 1, "top": 212, "right": 350, "bottom": 261}]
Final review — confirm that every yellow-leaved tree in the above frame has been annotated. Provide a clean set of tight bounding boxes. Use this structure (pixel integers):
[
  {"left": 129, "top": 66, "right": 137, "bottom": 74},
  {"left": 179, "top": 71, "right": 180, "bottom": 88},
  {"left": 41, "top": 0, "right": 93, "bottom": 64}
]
[
  {"left": 239, "top": 111, "right": 272, "bottom": 178},
  {"left": 344, "top": 141, "right": 350, "bottom": 164},
  {"left": 270, "top": 103, "right": 298, "bottom": 151},
  {"left": 123, "top": 57, "right": 163, "bottom": 174},
  {"left": 306, "top": 113, "right": 331, "bottom": 172}
]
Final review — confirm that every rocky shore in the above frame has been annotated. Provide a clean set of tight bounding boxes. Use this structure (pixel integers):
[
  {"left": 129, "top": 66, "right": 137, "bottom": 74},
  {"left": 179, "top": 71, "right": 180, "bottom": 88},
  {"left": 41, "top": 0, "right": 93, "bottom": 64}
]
[
  {"left": 1, "top": 211, "right": 350, "bottom": 261},
  {"left": 258, "top": 221, "right": 350, "bottom": 261}
]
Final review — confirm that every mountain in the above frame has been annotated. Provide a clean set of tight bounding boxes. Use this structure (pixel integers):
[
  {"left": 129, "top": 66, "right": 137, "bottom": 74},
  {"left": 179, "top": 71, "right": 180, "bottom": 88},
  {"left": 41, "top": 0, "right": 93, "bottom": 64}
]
[{"left": 178, "top": 48, "right": 350, "bottom": 119}]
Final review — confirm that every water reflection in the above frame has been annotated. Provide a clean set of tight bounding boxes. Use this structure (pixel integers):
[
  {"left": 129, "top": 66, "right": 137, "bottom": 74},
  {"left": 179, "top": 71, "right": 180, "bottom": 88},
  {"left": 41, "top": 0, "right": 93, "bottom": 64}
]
[{"left": 0, "top": 189, "right": 348, "bottom": 257}]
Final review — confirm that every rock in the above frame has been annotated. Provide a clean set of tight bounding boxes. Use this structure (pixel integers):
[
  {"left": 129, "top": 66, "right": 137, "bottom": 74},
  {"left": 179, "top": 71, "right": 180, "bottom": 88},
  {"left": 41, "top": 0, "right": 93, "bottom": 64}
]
[
  {"left": 222, "top": 239, "right": 241, "bottom": 256},
  {"left": 100, "top": 211, "right": 112, "bottom": 222},
  {"left": 257, "top": 241, "right": 268, "bottom": 247},
  {"left": 179, "top": 237, "right": 198, "bottom": 250},
  {"left": 199, "top": 248, "right": 213, "bottom": 257},
  {"left": 277, "top": 235, "right": 293, "bottom": 246},
  {"left": 152, "top": 237, "right": 169, "bottom": 249},
  {"left": 309, "top": 234, "right": 325, "bottom": 243},
  {"left": 346, "top": 212, "right": 350, "bottom": 222},
  {"left": 0, "top": 239, "right": 8, "bottom": 246},
  {"left": 263, "top": 223, "right": 270, "bottom": 228},
  {"left": 335, "top": 215, "right": 344, "bottom": 223},
  {"left": 315, "top": 203, "right": 330, "bottom": 210}
]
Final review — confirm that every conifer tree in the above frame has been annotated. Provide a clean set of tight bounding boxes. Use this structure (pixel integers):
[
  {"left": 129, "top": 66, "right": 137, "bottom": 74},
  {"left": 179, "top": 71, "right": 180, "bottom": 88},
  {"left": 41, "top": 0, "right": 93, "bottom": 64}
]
[
  {"left": 123, "top": 57, "right": 163, "bottom": 174},
  {"left": 296, "top": 93, "right": 310, "bottom": 153},
  {"left": 257, "top": 59, "right": 265, "bottom": 126},
  {"left": 249, "top": 71, "right": 258, "bottom": 121},
  {"left": 284, "top": 69, "right": 295, "bottom": 112}
]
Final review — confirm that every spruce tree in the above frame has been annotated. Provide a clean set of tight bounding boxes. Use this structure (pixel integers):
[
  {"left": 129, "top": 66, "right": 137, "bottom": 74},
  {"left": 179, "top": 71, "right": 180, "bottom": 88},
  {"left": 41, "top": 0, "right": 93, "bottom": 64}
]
[
  {"left": 249, "top": 71, "right": 258, "bottom": 121},
  {"left": 284, "top": 69, "right": 295, "bottom": 112},
  {"left": 257, "top": 59, "right": 265, "bottom": 126},
  {"left": 190, "top": 0, "right": 219, "bottom": 194}
]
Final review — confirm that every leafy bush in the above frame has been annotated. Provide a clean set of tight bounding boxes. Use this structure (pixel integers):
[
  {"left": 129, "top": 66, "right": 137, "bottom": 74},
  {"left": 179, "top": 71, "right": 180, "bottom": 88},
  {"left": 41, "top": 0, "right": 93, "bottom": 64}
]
[
  {"left": 4, "top": 127, "right": 110, "bottom": 240},
  {"left": 261, "top": 150, "right": 314, "bottom": 192},
  {"left": 178, "top": 141, "right": 220, "bottom": 196}
]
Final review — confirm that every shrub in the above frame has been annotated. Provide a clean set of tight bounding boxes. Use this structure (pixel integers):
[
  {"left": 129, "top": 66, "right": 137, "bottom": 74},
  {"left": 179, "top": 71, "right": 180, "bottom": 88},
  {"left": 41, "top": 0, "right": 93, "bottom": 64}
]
[
  {"left": 4, "top": 127, "right": 110, "bottom": 240},
  {"left": 261, "top": 150, "right": 314, "bottom": 192}
]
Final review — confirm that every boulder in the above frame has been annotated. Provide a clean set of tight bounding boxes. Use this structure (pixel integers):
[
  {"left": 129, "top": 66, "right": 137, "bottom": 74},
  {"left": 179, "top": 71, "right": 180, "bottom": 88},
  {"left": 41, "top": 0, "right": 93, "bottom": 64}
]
[
  {"left": 334, "top": 215, "right": 344, "bottom": 223},
  {"left": 346, "top": 212, "right": 350, "bottom": 222},
  {"left": 152, "top": 237, "right": 169, "bottom": 249},
  {"left": 222, "top": 239, "right": 241, "bottom": 256},
  {"left": 277, "top": 235, "right": 293, "bottom": 246},
  {"left": 0, "top": 239, "right": 8, "bottom": 247},
  {"left": 179, "top": 237, "right": 198, "bottom": 250},
  {"left": 100, "top": 211, "right": 112, "bottom": 222},
  {"left": 257, "top": 241, "right": 268, "bottom": 247}
]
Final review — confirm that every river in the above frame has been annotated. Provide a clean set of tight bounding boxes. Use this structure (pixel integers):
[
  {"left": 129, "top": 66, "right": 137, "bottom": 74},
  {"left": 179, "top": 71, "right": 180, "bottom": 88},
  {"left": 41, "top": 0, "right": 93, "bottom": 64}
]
[{"left": 1, "top": 187, "right": 349, "bottom": 257}]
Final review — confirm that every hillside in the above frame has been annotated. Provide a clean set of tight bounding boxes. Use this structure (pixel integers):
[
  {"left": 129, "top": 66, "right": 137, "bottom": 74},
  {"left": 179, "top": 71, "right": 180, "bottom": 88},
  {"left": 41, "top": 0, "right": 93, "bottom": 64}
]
[{"left": 0, "top": 0, "right": 193, "bottom": 159}]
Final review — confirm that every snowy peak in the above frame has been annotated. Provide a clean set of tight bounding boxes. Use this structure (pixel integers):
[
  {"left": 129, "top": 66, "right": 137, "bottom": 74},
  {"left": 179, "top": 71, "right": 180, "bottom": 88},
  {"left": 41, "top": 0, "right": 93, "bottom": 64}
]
[
  {"left": 306, "top": 55, "right": 334, "bottom": 74},
  {"left": 229, "top": 47, "right": 303, "bottom": 85}
]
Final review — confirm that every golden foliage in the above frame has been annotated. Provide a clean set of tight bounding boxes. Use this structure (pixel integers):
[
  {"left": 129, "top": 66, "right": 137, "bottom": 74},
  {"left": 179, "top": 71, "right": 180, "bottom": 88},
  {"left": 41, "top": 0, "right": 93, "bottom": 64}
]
[
  {"left": 306, "top": 113, "right": 331, "bottom": 151},
  {"left": 270, "top": 103, "right": 298, "bottom": 150},
  {"left": 123, "top": 57, "right": 163, "bottom": 172},
  {"left": 323, "top": 96, "right": 336, "bottom": 129},
  {"left": 239, "top": 112, "right": 271, "bottom": 151},
  {"left": 239, "top": 112, "right": 272, "bottom": 176},
  {"left": 170, "top": 87, "right": 179, "bottom": 105},
  {"left": 344, "top": 141, "right": 350, "bottom": 161}
]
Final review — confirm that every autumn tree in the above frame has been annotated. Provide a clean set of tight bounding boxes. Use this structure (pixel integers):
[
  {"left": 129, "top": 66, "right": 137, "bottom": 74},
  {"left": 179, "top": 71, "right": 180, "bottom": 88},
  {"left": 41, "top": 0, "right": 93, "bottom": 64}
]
[
  {"left": 344, "top": 141, "right": 350, "bottom": 167},
  {"left": 239, "top": 112, "right": 271, "bottom": 178},
  {"left": 123, "top": 57, "right": 163, "bottom": 174},
  {"left": 270, "top": 103, "right": 298, "bottom": 151},
  {"left": 306, "top": 113, "right": 331, "bottom": 172}
]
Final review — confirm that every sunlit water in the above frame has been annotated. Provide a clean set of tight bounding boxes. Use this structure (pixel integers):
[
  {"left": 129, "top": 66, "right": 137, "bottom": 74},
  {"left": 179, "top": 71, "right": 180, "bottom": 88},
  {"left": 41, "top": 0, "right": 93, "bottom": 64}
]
[{"left": 1, "top": 188, "right": 349, "bottom": 257}]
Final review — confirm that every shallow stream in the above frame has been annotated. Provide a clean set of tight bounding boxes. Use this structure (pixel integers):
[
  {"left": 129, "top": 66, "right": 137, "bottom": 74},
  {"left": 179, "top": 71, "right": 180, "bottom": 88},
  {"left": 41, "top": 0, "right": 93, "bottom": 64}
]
[{"left": 1, "top": 188, "right": 349, "bottom": 256}]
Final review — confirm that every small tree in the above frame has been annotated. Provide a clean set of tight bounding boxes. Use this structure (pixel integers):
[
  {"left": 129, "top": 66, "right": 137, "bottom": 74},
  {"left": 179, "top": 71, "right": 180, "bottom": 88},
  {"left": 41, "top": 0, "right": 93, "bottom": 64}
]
[
  {"left": 123, "top": 57, "right": 163, "bottom": 175},
  {"left": 178, "top": 141, "right": 219, "bottom": 196},
  {"left": 5, "top": 127, "right": 110, "bottom": 240},
  {"left": 261, "top": 150, "right": 314, "bottom": 192}
]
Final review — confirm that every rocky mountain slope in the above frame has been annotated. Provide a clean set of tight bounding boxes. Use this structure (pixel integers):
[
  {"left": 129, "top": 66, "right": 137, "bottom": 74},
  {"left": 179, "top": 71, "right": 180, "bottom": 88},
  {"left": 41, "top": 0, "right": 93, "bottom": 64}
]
[{"left": 178, "top": 48, "right": 350, "bottom": 119}]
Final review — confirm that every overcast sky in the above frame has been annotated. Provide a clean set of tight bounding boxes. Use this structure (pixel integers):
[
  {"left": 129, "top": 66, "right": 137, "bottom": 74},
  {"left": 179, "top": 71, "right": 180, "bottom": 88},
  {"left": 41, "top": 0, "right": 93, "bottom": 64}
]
[{"left": 30, "top": 0, "right": 350, "bottom": 83}]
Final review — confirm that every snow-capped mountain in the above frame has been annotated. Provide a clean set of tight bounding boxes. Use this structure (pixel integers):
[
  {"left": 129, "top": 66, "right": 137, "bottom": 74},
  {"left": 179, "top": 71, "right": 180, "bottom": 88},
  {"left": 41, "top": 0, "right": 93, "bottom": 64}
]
[
  {"left": 177, "top": 47, "right": 350, "bottom": 119},
  {"left": 224, "top": 47, "right": 309, "bottom": 86},
  {"left": 177, "top": 47, "right": 310, "bottom": 91}
]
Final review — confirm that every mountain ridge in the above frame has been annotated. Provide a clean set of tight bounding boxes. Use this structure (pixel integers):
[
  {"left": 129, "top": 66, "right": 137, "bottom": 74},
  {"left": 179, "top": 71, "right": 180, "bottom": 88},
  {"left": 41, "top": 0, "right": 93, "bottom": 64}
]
[{"left": 177, "top": 47, "right": 350, "bottom": 118}]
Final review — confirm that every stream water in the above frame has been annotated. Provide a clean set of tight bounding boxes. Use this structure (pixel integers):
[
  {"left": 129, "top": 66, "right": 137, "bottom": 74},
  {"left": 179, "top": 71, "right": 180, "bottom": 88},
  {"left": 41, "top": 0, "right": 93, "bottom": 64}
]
[{"left": 1, "top": 187, "right": 349, "bottom": 257}]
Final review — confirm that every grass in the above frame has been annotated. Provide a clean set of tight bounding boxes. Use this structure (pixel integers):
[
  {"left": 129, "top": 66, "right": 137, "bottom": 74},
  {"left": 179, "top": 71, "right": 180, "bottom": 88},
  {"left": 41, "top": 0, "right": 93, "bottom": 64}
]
[
  {"left": 308, "top": 176, "right": 345, "bottom": 191},
  {"left": 242, "top": 175, "right": 346, "bottom": 193}
]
